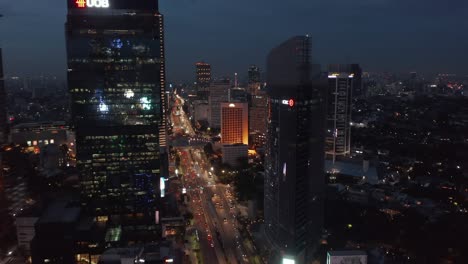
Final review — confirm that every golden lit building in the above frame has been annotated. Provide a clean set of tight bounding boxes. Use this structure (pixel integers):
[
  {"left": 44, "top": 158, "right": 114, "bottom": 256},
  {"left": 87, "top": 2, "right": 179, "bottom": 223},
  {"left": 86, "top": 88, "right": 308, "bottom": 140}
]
[{"left": 220, "top": 102, "right": 248, "bottom": 145}]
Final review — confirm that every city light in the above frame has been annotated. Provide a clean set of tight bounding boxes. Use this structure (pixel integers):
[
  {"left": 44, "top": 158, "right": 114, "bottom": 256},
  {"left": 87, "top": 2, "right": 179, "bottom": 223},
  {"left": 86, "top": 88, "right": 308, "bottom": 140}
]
[
  {"left": 99, "top": 101, "right": 109, "bottom": 112},
  {"left": 160, "top": 177, "right": 166, "bottom": 197},
  {"left": 282, "top": 257, "right": 295, "bottom": 264},
  {"left": 283, "top": 162, "right": 287, "bottom": 178},
  {"left": 281, "top": 99, "right": 295, "bottom": 107},
  {"left": 76, "top": 0, "right": 86, "bottom": 8},
  {"left": 140, "top": 97, "right": 152, "bottom": 110},
  {"left": 124, "top": 90, "right": 134, "bottom": 98},
  {"left": 76, "top": 0, "right": 110, "bottom": 8}
]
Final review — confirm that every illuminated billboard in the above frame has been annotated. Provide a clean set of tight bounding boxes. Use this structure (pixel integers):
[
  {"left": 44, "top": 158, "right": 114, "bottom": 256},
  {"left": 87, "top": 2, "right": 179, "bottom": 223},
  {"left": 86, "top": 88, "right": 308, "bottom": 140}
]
[
  {"left": 75, "top": 0, "right": 110, "bottom": 8},
  {"left": 281, "top": 99, "right": 295, "bottom": 107},
  {"left": 68, "top": 0, "right": 158, "bottom": 10}
]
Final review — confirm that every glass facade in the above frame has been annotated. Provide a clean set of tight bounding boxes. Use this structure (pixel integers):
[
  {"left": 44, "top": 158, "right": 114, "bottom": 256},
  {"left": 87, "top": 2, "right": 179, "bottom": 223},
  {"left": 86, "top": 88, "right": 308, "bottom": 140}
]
[
  {"left": 0, "top": 48, "right": 7, "bottom": 144},
  {"left": 326, "top": 72, "right": 353, "bottom": 161},
  {"left": 66, "top": 1, "right": 167, "bottom": 218},
  {"left": 265, "top": 36, "right": 325, "bottom": 262}
]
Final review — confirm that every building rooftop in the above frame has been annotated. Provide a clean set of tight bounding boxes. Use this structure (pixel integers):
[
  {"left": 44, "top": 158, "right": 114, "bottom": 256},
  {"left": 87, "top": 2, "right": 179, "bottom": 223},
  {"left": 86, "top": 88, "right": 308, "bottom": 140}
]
[
  {"left": 99, "top": 242, "right": 175, "bottom": 264},
  {"left": 37, "top": 199, "right": 80, "bottom": 224},
  {"left": 328, "top": 250, "right": 367, "bottom": 256},
  {"left": 12, "top": 121, "right": 67, "bottom": 129},
  {"left": 326, "top": 158, "right": 379, "bottom": 184},
  {"left": 99, "top": 247, "right": 141, "bottom": 263}
]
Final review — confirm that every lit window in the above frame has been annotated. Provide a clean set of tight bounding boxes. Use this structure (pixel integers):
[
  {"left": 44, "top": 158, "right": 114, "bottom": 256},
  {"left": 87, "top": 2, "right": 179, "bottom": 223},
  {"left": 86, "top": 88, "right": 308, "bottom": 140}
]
[
  {"left": 33, "top": 141, "right": 38, "bottom": 146},
  {"left": 27, "top": 141, "right": 32, "bottom": 146},
  {"left": 50, "top": 139, "right": 55, "bottom": 144}
]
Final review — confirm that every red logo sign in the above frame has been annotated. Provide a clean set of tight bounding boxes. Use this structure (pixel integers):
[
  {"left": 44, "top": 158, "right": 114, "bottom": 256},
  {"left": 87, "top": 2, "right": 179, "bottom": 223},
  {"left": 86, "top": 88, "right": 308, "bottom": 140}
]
[
  {"left": 288, "top": 99, "right": 295, "bottom": 107},
  {"left": 76, "top": 0, "right": 86, "bottom": 8}
]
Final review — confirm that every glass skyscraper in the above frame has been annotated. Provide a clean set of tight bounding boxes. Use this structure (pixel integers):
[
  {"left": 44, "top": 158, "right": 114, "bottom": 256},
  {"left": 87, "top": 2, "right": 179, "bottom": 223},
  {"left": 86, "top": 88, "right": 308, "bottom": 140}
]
[
  {"left": 264, "top": 36, "right": 326, "bottom": 264},
  {"left": 66, "top": 0, "right": 167, "bottom": 222},
  {"left": 0, "top": 48, "right": 7, "bottom": 144}
]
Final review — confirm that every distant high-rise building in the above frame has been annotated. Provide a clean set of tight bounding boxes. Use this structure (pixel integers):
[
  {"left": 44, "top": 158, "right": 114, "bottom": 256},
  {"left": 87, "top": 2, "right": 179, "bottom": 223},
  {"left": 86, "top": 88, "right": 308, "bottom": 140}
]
[
  {"left": 350, "top": 64, "right": 363, "bottom": 97},
  {"left": 248, "top": 65, "right": 261, "bottom": 84},
  {"left": 326, "top": 65, "right": 354, "bottom": 162},
  {"left": 248, "top": 65, "right": 262, "bottom": 95},
  {"left": 0, "top": 153, "right": 12, "bottom": 244},
  {"left": 264, "top": 36, "right": 326, "bottom": 264},
  {"left": 230, "top": 87, "right": 248, "bottom": 102},
  {"left": 249, "top": 90, "right": 268, "bottom": 147},
  {"left": 196, "top": 62, "right": 211, "bottom": 89},
  {"left": 220, "top": 102, "right": 248, "bottom": 145},
  {"left": 208, "top": 80, "right": 230, "bottom": 128},
  {"left": 0, "top": 48, "right": 7, "bottom": 144},
  {"left": 66, "top": 0, "right": 167, "bottom": 227}
]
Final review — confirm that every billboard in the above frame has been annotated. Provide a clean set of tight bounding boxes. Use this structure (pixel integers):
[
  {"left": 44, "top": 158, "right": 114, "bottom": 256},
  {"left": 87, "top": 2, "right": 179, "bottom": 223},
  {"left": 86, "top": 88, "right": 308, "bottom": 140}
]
[{"left": 69, "top": 0, "right": 158, "bottom": 11}]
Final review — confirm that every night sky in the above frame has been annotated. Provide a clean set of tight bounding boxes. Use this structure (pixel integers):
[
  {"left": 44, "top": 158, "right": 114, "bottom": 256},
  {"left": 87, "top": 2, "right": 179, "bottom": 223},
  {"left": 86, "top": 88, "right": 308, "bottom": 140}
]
[{"left": 1, "top": 0, "right": 467, "bottom": 81}]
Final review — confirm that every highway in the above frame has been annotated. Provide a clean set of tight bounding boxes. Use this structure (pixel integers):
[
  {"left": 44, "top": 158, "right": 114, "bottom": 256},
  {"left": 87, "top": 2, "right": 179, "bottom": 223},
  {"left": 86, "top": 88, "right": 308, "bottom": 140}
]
[{"left": 170, "top": 94, "right": 250, "bottom": 264}]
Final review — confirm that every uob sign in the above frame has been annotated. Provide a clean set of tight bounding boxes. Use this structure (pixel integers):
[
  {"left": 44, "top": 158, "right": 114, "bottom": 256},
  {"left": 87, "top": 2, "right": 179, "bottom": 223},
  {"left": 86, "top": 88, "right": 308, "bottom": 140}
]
[{"left": 76, "top": 0, "right": 110, "bottom": 8}]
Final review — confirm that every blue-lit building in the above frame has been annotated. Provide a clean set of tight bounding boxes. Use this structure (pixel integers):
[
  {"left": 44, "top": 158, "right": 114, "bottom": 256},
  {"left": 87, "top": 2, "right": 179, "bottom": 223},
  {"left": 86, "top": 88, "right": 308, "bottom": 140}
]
[{"left": 66, "top": 0, "right": 168, "bottom": 228}]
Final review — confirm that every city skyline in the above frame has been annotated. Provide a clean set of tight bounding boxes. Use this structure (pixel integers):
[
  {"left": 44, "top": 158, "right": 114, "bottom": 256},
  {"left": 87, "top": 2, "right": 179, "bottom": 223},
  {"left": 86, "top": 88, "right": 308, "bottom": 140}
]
[
  {"left": 1, "top": 0, "right": 468, "bottom": 81},
  {"left": 1, "top": 0, "right": 468, "bottom": 263}
]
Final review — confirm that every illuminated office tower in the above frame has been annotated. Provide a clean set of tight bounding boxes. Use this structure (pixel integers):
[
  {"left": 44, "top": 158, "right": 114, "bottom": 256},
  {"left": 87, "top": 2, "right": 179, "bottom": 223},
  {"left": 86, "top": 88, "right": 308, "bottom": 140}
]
[
  {"left": 220, "top": 102, "right": 248, "bottom": 145},
  {"left": 326, "top": 64, "right": 354, "bottom": 162},
  {"left": 264, "top": 36, "right": 326, "bottom": 264},
  {"left": 66, "top": 0, "right": 167, "bottom": 224},
  {"left": 0, "top": 49, "right": 7, "bottom": 144}
]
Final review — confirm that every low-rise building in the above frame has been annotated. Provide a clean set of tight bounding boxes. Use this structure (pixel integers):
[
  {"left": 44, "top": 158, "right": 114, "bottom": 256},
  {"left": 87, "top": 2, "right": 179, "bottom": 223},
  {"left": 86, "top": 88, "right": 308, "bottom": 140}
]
[
  {"left": 222, "top": 144, "right": 248, "bottom": 168},
  {"left": 327, "top": 250, "right": 367, "bottom": 264}
]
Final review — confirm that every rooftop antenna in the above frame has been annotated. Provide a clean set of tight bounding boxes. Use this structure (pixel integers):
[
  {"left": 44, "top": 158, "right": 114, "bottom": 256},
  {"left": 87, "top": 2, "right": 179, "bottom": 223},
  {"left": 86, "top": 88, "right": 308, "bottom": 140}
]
[{"left": 234, "top": 72, "right": 238, "bottom": 88}]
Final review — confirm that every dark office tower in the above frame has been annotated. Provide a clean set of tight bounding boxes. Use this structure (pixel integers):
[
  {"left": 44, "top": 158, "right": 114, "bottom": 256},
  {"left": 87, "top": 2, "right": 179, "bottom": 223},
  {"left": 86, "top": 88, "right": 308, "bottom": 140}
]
[
  {"left": 350, "top": 64, "right": 363, "bottom": 97},
  {"left": 195, "top": 62, "right": 211, "bottom": 100},
  {"left": 0, "top": 49, "right": 7, "bottom": 144},
  {"left": 248, "top": 65, "right": 261, "bottom": 95},
  {"left": 264, "top": 36, "right": 325, "bottom": 264},
  {"left": 66, "top": 0, "right": 167, "bottom": 225},
  {"left": 196, "top": 62, "right": 211, "bottom": 88},
  {"left": 326, "top": 65, "right": 354, "bottom": 162},
  {"left": 248, "top": 65, "right": 261, "bottom": 84}
]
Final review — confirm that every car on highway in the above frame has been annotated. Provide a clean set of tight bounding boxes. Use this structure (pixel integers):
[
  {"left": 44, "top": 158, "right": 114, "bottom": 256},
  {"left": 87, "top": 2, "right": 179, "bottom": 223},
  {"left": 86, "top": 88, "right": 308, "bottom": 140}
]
[{"left": 223, "top": 217, "right": 227, "bottom": 223}]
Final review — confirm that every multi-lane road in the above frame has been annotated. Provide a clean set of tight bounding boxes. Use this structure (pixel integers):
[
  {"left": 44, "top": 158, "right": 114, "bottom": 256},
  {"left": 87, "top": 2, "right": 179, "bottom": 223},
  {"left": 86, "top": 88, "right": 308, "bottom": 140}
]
[{"left": 170, "top": 94, "right": 251, "bottom": 264}]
